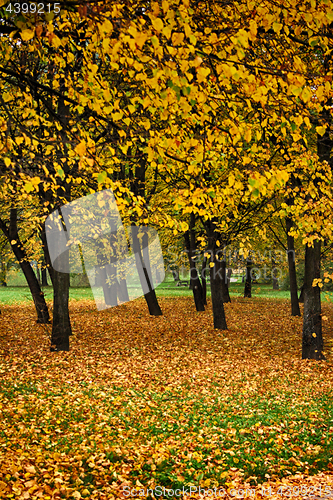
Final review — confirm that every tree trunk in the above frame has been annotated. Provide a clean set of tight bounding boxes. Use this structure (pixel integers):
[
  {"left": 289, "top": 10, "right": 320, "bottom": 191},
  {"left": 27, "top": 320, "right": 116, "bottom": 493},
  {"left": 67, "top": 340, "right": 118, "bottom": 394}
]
[
  {"left": 207, "top": 222, "right": 227, "bottom": 330},
  {"left": 244, "top": 260, "right": 252, "bottom": 298},
  {"left": 130, "top": 154, "right": 162, "bottom": 316},
  {"left": 171, "top": 268, "right": 179, "bottom": 282},
  {"left": 41, "top": 261, "right": 48, "bottom": 287},
  {"left": 227, "top": 267, "right": 232, "bottom": 288},
  {"left": 286, "top": 217, "right": 301, "bottom": 316},
  {"left": 210, "top": 258, "right": 228, "bottom": 329},
  {"left": 201, "top": 254, "right": 207, "bottom": 305},
  {"left": 131, "top": 226, "right": 162, "bottom": 316},
  {"left": 302, "top": 241, "right": 324, "bottom": 359},
  {"left": 301, "top": 103, "right": 332, "bottom": 359},
  {"left": 41, "top": 222, "right": 54, "bottom": 287},
  {"left": 0, "top": 209, "right": 50, "bottom": 323},
  {"left": 49, "top": 77, "right": 73, "bottom": 349},
  {"left": 51, "top": 269, "right": 71, "bottom": 351},
  {"left": 220, "top": 259, "right": 231, "bottom": 302},
  {"left": 36, "top": 264, "right": 41, "bottom": 286},
  {"left": 271, "top": 252, "right": 279, "bottom": 290},
  {"left": 0, "top": 259, "right": 7, "bottom": 286},
  {"left": 184, "top": 214, "right": 205, "bottom": 312},
  {"left": 299, "top": 283, "right": 305, "bottom": 303}
]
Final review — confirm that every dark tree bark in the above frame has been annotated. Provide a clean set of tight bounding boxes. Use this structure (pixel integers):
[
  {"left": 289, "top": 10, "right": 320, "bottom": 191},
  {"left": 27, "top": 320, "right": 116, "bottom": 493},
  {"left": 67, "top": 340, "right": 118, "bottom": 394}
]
[
  {"left": 272, "top": 270, "right": 279, "bottom": 289},
  {"left": 50, "top": 79, "right": 73, "bottom": 350},
  {"left": 131, "top": 226, "right": 162, "bottom": 316},
  {"left": 302, "top": 99, "right": 332, "bottom": 359},
  {"left": 286, "top": 217, "right": 301, "bottom": 316},
  {"left": 220, "top": 259, "right": 231, "bottom": 302},
  {"left": 36, "top": 264, "right": 42, "bottom": 286},
  {"left": 227, "top": 267, "right": 232, "bottom": 288},
  {"left": 40, "top": 219, "right": 55, "bottom": 287},
  {"left": 0, "top": 209, "right": 50, "bottom": 323},
  {"left": 0, "top": 259, "right": 7, "bottom": 286},
  {"left": 244, "top": 259, "right": 252, "bottom": 298},
  {"left": 271, "top": 251, "right": 279, "bottom": 290},
  {"left": 171, "top": 268, "right": 179, "bottom": 282},
  {"left": 131, "top": 155, "right": 163, "bottom": 316},
  {"left": 51, "top": 269, "right": 71, "bottom": 351},
  {"left": 184, "top": 214, "right": 205, "bottom": 312},
  {"left": 302, "top": 240, "right": 324, "bottom": 360},
  {"left": 201, "top": 254, "right": 207, "bottom": 305},
  {"left": 41, "top": 261, "right": 48, "bottom": 287},
  {"left": 299, "top": 283, "right": 305, "bottom": 303},
  {"left": 206, "top": 222, "right": 227, "bottom": 330}
]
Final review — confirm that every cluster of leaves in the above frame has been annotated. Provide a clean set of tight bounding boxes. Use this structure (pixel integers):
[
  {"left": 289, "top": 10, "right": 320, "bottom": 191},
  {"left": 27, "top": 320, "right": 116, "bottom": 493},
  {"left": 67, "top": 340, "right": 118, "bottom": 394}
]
[{"left": 1, "top": 297, "right": 333, "bottom": 498}]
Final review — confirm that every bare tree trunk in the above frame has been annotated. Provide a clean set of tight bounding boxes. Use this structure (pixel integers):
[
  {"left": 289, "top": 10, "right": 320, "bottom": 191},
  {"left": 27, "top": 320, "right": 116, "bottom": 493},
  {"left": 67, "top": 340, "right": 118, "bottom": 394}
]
[
  {"left": 220, "top": 259, "right": 231, "bottom": 302},
  {"left": 131, "top": 226, "right": 162, "bottom": 316},
  {"left": 299, "top": 283, "right": 305, "bottom": 303},
  {"left": 201, "top": 254, "right": 207, "bottom": 305},
  {"left": 41, "top": 222, "right": 54, "bottom": 287},
  {"left": 41, "top": 260, "right": 48, "bottom": 287},
  {"left": 302, "top": 241, "right": 324, "bottom": 359},
  {"left": 51, "top": 269, "right": 71, "bottom": 351},
  {"left": 184, "top": 214, "right": 205, "bottom": 312},
  {"left": 131, "top": 155, "right": 162, "bottom": 316},
  {"left": 244, "top": 259, "right": 252, "bottom": 298},
  {"left": 301, "top": 101, "right": 332, "bottom": 359},
  {"left": 0, "top": 259, "right": 7, "bottom": 286},
  {"left": 271, "top": 251, "right": 279, "bottom": 290},
  {"left": 227, "top": 267, "right": 232, "bottom": 288},
  {"left": 0, "top": 209, "right": 50, "bottom": 323},
  {"left": 286, "top": 217, "right": 300, "bottom": 316},
  {"left": 50, "top": 78, "right": 72, "bottom": 350},
  {"left": 206, "top": 222, "right": 227, "bottom": 330}
]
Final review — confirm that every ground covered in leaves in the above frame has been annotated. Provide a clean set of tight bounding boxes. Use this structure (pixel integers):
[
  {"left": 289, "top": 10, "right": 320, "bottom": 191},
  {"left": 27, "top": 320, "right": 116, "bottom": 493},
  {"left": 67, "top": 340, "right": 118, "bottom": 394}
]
[{"left": 1, "top": 297, "right": 333, "bottom": 499}]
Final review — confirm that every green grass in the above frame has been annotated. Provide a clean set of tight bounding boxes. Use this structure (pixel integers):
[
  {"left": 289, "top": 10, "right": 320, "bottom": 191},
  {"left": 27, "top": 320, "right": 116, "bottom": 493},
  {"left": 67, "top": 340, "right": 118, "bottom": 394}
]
[
  {"left": 0, "top": 285, "right": 94, "bottom": 305},
  {"left": 1, "top": 280, "right": 333, "bottom": 304}
]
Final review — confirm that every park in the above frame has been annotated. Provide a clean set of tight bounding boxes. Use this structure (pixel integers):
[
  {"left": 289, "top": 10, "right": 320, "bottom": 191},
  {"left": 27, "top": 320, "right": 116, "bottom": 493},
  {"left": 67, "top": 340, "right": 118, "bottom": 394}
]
[{"left": 0, "top": 0, "right": 333, "bottom": 498}]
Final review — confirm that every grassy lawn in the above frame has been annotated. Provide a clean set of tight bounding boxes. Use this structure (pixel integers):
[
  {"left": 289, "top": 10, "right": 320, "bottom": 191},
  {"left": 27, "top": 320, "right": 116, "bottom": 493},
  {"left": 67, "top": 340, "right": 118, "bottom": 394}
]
[
  {"left": 1, "top": 279, "right": 333, "bottom": 304},
  {"left": 0, "top": 295, "right": 333, "bottom": 498}
]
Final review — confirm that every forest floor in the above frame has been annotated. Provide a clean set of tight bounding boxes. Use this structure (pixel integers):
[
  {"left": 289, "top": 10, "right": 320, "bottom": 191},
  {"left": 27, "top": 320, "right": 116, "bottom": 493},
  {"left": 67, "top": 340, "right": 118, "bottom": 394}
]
[{"left": 0, "top": 297, "right": 333, "bottom": 499}]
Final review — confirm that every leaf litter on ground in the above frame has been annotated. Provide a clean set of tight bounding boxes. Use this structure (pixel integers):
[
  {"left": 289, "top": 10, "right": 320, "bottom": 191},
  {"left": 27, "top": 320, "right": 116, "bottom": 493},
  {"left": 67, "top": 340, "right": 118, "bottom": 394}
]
[{"left": 0, "top": 297, "right": 333, "bottom": 499}]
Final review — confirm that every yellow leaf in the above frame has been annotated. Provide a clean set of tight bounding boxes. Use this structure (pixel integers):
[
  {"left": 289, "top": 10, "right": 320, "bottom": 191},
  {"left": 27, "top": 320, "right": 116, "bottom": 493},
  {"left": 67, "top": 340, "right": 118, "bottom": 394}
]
[
  {"left": 152, "top": 18, "right": 163, "bottom": 33},
  {"left": 171, "top": 32, "right": 184, "bottom": 46},
  {"left": 10, "top": 240, "right": 17, "bottom": 245},
  {"left": 21, "top": 29, "right": 35, "bottom": 41},
  {"left": 135, "top": 32, "right": 147, "bottom": 49},
  {"left": 196, "top": 66, "right": 210, "bottom": 83},
  {"left": 316, "top": 126, "right": 326, "bottom": 136},
  {"left": 4, "top": 158, "right": 11, "bottom": 167},
  {"left": 301, "top": 88, "right": 311, "bottom": 102},
  {"left": 75, "top": 141, "right": 86, "bottom": 156},
  {"left": 51, "top": 35, "right": 62, "bottom": 48},
  {"left": 249, "top": 20, "right": 257, "bottom": 38},
  {"left": 3, "top": 92, "right": 11, "bottom": 102},
  {"left": 162, "top": 26, "right": 172, "bottom": 39},
  {"left": 162, "top": 0, "right": 169, "bottom": 13},
  {"left": 209, "top": 262, "right": 215, "bottom": 268},
  {"left": 24, "top": 182, "right": 34, "bottom": 193},
  {"left": 312, "top": 333, "right": 317, "bottom": 338}
]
